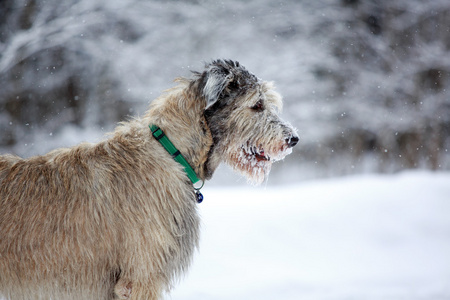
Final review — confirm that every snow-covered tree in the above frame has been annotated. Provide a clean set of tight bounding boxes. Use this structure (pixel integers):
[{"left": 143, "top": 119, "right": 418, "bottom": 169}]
[
  {"left": 1, "top": 0, "right": 448, "bottom": 180},
  {"left": 295, "top": 0, "right": 450, "bottom": 177}
]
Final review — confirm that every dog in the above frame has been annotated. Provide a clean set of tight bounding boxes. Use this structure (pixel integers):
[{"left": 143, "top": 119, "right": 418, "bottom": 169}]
[{"left": 0, "top": 59, "right": 298, "bottom": 299}]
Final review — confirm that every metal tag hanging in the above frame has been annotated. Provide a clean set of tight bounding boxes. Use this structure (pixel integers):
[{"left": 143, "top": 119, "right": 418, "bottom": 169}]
[{"left": 195, "top": 191, "right": 204, "bottom": 203}]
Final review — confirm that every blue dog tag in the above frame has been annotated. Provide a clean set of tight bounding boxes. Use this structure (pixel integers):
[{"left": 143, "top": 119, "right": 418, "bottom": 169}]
[{"left": 196, "top": 191, "right": 203, "bottom": 203}]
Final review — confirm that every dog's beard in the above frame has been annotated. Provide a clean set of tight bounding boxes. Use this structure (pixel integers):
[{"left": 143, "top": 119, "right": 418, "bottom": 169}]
[{"left": 226, "top": 142, "right": 292, "bottom": 185}]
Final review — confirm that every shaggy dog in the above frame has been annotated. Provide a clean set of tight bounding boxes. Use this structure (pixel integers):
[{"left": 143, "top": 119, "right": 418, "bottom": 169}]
[{"left": 0, "top": 59, "right": 298, "bottom": 299}]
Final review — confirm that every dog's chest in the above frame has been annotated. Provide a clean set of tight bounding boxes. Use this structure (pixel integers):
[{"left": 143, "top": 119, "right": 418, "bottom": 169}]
[{"left": 156, "top": 189, "right": 201, "bottom": 277}]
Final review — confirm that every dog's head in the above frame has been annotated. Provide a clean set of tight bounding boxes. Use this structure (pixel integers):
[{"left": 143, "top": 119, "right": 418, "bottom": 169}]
[{"left": 196, "top": 60, "right": 298, "bottom": 184}]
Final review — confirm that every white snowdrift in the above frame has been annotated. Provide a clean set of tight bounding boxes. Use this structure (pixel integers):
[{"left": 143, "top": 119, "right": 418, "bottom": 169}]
[{"left": 169, "top": 171, "right": 450, "bottom": 300}]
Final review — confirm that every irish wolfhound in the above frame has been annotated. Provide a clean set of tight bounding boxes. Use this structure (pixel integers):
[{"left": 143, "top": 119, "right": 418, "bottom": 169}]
[{"left": 0, "top": 59, "right": 298, "bottom": 300}]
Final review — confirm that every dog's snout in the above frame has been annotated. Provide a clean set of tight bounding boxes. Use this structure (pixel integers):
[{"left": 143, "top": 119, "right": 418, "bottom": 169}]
[{"left": 286, "top": 135, "right": 299, "bottom": 148}]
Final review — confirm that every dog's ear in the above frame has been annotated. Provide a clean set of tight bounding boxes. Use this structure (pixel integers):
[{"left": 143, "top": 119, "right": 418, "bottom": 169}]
[
  {"left": 201, "top": 61, "right": 234, "bottom": 109},
  {"left": 196, "top": 60, "right": 256, "bottom": 110}
]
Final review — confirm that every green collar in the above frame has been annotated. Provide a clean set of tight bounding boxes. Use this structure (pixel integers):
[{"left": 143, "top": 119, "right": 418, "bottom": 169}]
[{"left": 149, "top": 124, "right": 204, "bottom": 190}]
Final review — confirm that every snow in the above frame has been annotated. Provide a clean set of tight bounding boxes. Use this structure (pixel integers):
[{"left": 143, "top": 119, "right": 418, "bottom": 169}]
[
  {"left": 168, "top": 171, "right": 450, "bottom": 300},
  {"left": 0, "top": 167, "right": 448, "bottom": 300}
]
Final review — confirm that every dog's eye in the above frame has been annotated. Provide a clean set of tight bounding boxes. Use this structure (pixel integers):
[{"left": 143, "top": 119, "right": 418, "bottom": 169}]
[{"left": 251, "top": 100, "right": 264, "bottom": 112}]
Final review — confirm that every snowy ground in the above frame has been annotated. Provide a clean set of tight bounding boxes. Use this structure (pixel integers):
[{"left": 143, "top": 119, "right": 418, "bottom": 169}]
[
  {"left": 0, "top": 171, "right": 448, "bottom": 300},
  {"left": 168, "top": 171, "right": 450, "bottom": 300}
]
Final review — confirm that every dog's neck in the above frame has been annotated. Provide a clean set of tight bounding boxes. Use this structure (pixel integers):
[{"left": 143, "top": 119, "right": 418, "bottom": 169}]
[{"left": 142, "top": 82, "right": 215, "bottom": 182}]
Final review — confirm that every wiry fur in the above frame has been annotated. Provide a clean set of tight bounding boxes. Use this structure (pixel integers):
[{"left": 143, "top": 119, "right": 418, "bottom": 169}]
[{"left": 0, "top": 59, "right": 297, "bottom": 300}]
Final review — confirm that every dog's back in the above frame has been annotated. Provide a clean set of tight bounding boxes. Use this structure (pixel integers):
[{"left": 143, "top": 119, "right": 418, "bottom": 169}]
[
  {"left": 0, "top": 154, "right": 20, "bottom": 181},
  {"left": 0, "top": 147, "right": 120, "bottom": 299}
]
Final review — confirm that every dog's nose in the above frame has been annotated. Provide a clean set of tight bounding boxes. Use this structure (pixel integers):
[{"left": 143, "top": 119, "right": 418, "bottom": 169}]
[{"left": 286, "top": 135, "right": 299, "bottom": 148}]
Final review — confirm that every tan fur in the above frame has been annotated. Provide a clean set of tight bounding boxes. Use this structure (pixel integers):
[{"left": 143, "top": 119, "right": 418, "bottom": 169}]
[{"left": 0, "top": 60, "right": 297, "bottom": 300}]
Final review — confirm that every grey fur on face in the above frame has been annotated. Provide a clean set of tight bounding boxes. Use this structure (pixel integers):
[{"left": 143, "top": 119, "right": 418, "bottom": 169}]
[{"left": 198, "top": 60, "right": 298, "bottom": 184}]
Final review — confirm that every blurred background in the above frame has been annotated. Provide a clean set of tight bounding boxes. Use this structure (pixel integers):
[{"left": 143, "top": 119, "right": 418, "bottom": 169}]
[{"left": 0, "top": 0, "right": 449, "bottom": 183}]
